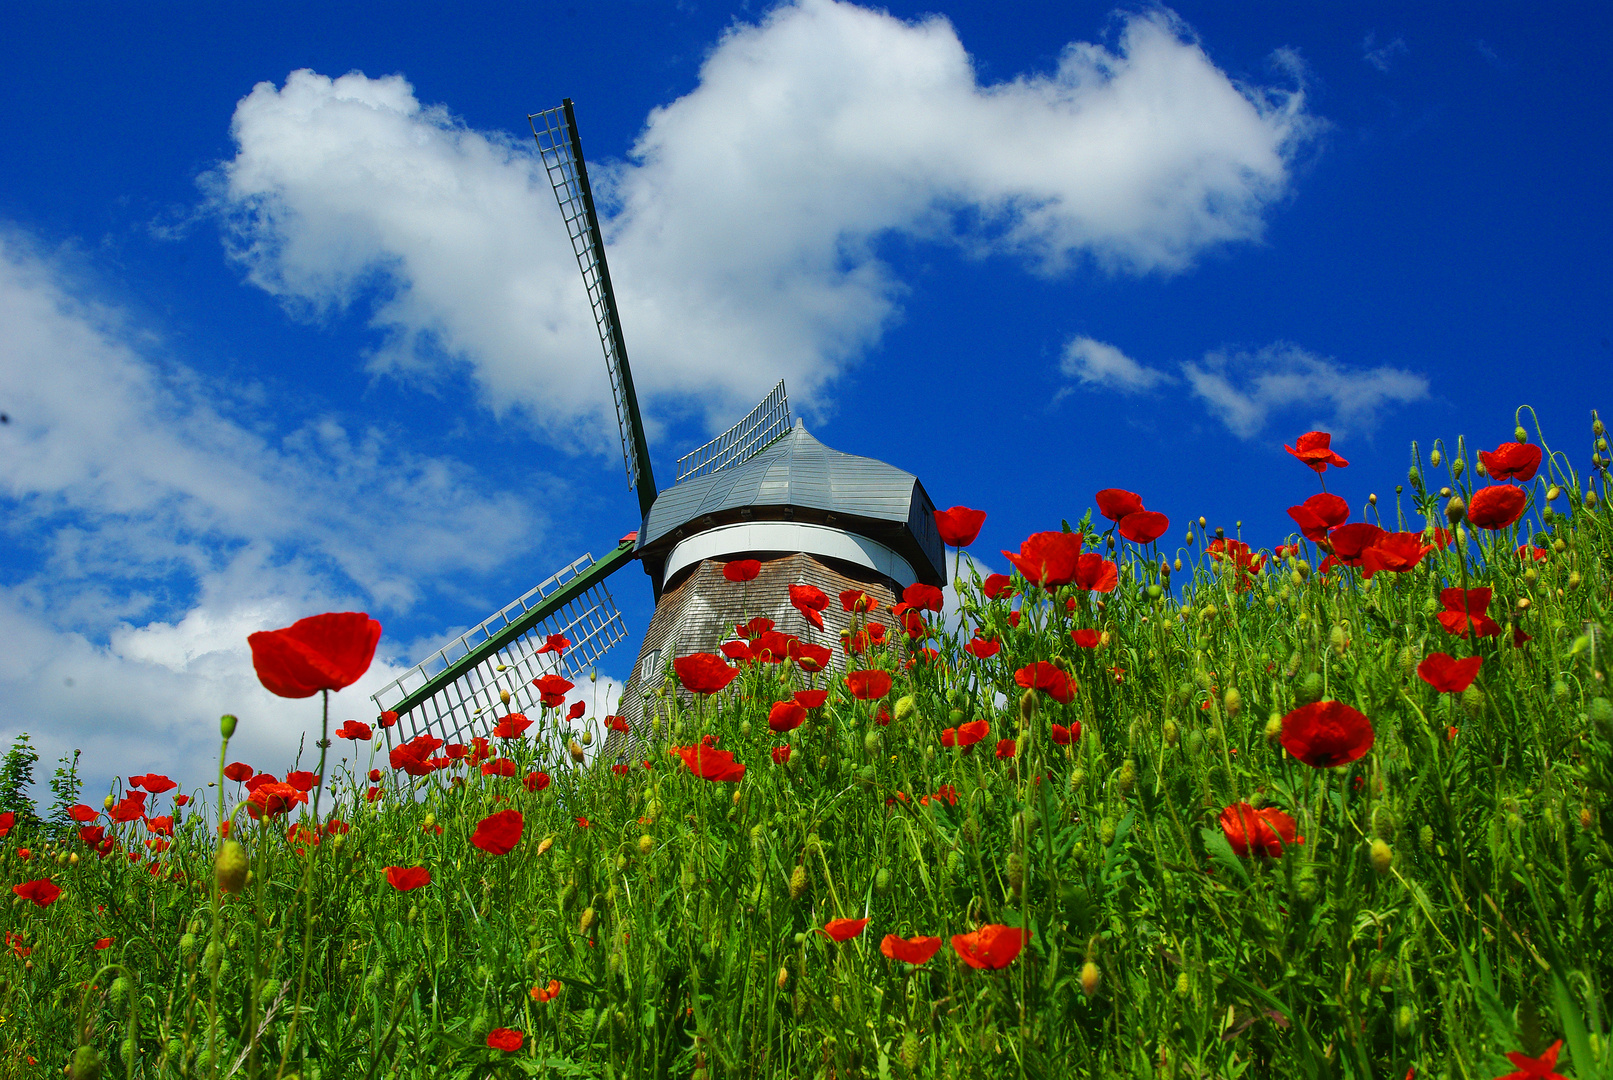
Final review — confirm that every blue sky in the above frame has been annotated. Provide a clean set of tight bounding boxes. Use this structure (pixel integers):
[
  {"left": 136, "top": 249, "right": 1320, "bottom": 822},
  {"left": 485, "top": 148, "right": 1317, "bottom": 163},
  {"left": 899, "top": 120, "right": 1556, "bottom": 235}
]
[{"left": 1, "top": 0, "right": 1608, "bottom": 801}]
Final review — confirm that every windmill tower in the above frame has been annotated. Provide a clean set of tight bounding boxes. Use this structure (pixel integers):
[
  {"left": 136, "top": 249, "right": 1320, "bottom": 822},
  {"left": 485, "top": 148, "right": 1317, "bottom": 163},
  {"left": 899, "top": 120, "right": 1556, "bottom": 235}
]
[{"left": 371, "top": 100, "right": 945, "bottom": 757}]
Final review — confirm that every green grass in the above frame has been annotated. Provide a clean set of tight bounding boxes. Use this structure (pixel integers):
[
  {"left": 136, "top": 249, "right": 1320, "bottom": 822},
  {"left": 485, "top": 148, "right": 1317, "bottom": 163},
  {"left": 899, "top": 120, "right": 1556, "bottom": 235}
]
[{"left": 3, "top": 413, "right": 1612, "bottom": 1080}]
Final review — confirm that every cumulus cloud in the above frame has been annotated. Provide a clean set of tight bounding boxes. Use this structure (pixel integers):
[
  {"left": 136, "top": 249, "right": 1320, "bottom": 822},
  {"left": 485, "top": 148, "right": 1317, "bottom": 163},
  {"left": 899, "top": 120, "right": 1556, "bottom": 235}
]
[
  {"left": 0, "top": 229, "right": 558, "bottom": 794},
  {"left": 207, "top": 0, "right": 1313, "bottom": 451},
  {"left": 1059, "top": 336, "right": 1172, "bottom": 393},
  {"left": 1181, "top": 341, "right": 1428, "bottom": 439}
]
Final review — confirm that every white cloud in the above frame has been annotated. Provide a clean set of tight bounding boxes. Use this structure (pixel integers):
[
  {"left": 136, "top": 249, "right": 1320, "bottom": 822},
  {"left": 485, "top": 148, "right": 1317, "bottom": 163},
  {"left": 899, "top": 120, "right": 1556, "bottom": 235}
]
[
  {"left": 1363, "top": 33, "right": 1408, "bottom": 73},
  {"left": 207, "top": 1, "right": 1312, "bottom": 450},
  {"left": 1059, "top": 335, "right": 1172, "bottom": 393},
  {"left": 1180, "top": 341, "right": 1428, "bottom": 439},
  {"left": 0, "top": 229, "right": 563, "bottom": 795}
]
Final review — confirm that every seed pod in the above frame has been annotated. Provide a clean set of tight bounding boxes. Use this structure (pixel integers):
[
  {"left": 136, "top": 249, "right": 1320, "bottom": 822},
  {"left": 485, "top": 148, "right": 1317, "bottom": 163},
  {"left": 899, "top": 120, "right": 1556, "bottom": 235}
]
[
  {"left": 1079, "top": 961, "right": 1101, "bottom": 998},
  {"left": 1295, "top": 672, "right": 1325, "bottom": 706},
  {"left": 946, "top": 849, "right": 963, "bottom": 878},
  {"left": 1162, "top": 719, "right": 1179, "bottom": 746},
  {"left": 1296, "top": 866, "right": 1319, "bottom": 902},
  {"left": 1369, "top": 839, "right": 1393, "bottom": 875},
  {"left": 1019, "top": 689, "right": 1037, "bottom": 722},
  {"left": 71, "top": 1046, "right": 103, "bottom": 1080},
  {"left": 901, "top": 1032, "right": 922, "bottom": 1073},
  {"left": 1006, "top": 852, "right": 1024, "bottom": 895},
  {"left": 864, "top": 729, "right": 881, "bottom": 756},
  {"left": 1461, "top": 685, "right": 1486, "bottom": 715},
  {"left": 500, "top": 689, "right": 511, "bottom": 705},
  {"left": 789, "top": 865, "right": 808, "bottom": 900},
  {"left": 875, "top": 867, "right": 891, "bottom": 895},
  {"left": 1176, "top": 972, "right": 1191, "bottom": 996},
  {"left": 895, "top": 695, "right": 917, "bottom": 722},
  {"left": 1222, "top": 687, "right": 1243, "bottom": 717},
  {"left": 1330, "top": 624, "right": 1350, "bottom": 655},
  {"left": 579, "top": 907, "right": 597, "bottom": 935},
  {"left": 1445, "top": 497, "right": 1466, "bottom": 524},
  {"left": 1099, "top": 819, "right": 1116, "bottom": 847},
  {"left": 215, "top": 840, "right": 249, "bottom": 895},
  {"left": 1395, "top": 1004, "right": 1416, "bottom": 1037},
  {"left": 1117, "top": 759, "right": 1136, "bottom": 795},
  {"left": 569, "top": 739, "right": 586, "bottom": 763}
]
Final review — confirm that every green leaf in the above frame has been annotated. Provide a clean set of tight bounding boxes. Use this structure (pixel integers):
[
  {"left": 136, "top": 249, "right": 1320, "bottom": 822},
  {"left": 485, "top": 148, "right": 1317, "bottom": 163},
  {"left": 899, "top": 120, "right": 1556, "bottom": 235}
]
[{"left": 1198, "top": 827, "right": 1251, "bottom": 887}]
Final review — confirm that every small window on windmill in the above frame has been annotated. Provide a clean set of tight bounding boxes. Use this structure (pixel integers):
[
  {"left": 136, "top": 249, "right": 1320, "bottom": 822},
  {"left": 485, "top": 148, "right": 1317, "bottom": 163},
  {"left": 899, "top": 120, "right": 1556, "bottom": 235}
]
[{"left": 640, "top": 648, "right": 663, "bottom": 684}]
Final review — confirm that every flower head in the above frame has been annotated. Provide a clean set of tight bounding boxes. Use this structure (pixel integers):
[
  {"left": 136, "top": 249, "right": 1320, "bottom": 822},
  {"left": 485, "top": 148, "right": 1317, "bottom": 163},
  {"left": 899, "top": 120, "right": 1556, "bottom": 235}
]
[
  {"left": 1117, "top": 510, "right": 1169, "bottom": 545},
  {"left": 533, "top": 633, "right": 571, "bottom": 656},
  {"left": 1496, "top": 1039, "right": 1568, "bottom": 1080},
  {"left": 1284, "top": 431, "right": 1349, "bottom": 474},
  {"left": 1437, "top": 587, "right": 1502, "bottom": 638},
  {"left": 1218, "top": 803, "right": 1304, "bottom": 858},
  {"left": 951, "top": 924, "right": 1027, "bottom": 970},
  {"left": 1015, "top": 662, "right": 1075, "bottom": 704},
  {"left": 673, "top": 652, "right": 740, "bottom": 695},
  {"left": 1287, "top": 493, "right": 1350, "bottom": 541},
  {"left": 788, "top": 584, "right": 830, "bottom": 629},
  {"left": 1095, "top": 489, "right": 1144, "bottom": 522},
  {"left": 1478, "top": 441, "right": 1543, "bottom": 482},
  {"left": 486, "top": 1029, "right": 525, "bottom": 1052},
  {"left": 723, "top": 559, "right": 761, "bottom": 583},
  {"left": 1417, "top": 653, "right": 1483, "bottom": 693},
  {"left": 471, "top": 809, "right": 524, "bottom": 856},
  {"left": 845, "top": 669, "right": 893, "bottom": 700},
  {"left": 933, "top": 506, "right": 987, "bottom": 547},
  {"left": 1279, "top": 701, "right": 1375, "bottom": 768},
  {"left": 880, "top": 934, "right": 942, "bottom": 964},
  {"left": 385, "top": 866, "right": 431, "bottom": 891},
  {"left": 670, "top": 743, "right": 746, "bottom": 782},
  {"left": 335, "top": 720, "right": 372, "bottom": 741},
  {"left": 1468, "top": 485, "right": 1528, "bottom": 530},
  {"left": 492, "top": 714, "right": 532, "bottom": 739},
  {"left": 1001, "top": 532, "right": 1083, "bottom": 589},
  {"left": 1359, "top": 532, "right": 1434, "bottom": 578},
  {"left": 247, "top": 612, "right": 382, "bottom": 698},
  {"left": 13, "top": 879, "right": 63, "bottom": 908},
  {"left": 768, "top": 701, "right": 807, "bottom": 733},
  {"left": 820, "top": 917, "right": 870, "bottom": 942}
]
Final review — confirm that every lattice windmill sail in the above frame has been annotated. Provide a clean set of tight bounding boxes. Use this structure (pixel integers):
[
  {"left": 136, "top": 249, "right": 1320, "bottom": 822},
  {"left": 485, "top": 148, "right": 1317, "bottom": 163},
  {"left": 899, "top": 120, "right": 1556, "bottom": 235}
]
[{"left": 376, "top": 99, "right": 946, "bottom": 762}]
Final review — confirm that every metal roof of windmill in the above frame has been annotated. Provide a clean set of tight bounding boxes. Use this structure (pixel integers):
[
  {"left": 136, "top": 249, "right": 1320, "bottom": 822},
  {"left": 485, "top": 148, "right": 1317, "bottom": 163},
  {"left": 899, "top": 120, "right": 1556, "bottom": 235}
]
[{"left": 636, "top": 418, "right": 946, "bottom": 588}]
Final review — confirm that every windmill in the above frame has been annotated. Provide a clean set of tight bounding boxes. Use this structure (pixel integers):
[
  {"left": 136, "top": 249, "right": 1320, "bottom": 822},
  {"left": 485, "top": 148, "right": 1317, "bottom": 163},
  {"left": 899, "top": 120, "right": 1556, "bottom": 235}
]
[{"left": 370, "top": 100, "right": 946, "bottom": 759}]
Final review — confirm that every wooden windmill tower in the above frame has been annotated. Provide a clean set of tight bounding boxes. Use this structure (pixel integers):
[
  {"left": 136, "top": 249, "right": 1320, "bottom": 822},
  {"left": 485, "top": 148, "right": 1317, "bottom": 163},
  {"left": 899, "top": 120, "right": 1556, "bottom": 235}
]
[{"left": 370, "top": 100, "right": 945, "bottom": 756}]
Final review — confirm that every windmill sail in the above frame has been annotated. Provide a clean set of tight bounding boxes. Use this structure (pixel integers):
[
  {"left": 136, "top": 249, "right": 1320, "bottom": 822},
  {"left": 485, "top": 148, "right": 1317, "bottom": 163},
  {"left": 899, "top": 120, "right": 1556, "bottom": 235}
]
[
  {"left": 530, "top": 100, "right": 658, "bottom": 520},
  {"left": 370, "top": 541, "right": 635, "bottom": 746},
  {"left": 675, "top": 380, "right": 791, "bottom": 483}
]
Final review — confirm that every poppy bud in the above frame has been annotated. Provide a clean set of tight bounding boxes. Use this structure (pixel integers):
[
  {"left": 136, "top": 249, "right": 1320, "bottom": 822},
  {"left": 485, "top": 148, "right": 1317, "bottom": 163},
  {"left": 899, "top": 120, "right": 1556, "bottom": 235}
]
[
  {"left": 1079, "top": 960, "right": 1101, "bottom": 998},
  {"left": 104, "top": 795, "right": 116, "bottom": 811},
  {"left": 1198, "top": 516, "right": 1207, "bottom": 528},
  {"left": 901, "top": 1032, "right": 921, "bottom": 1073},
  {"left": 579, "top": 907, "right": 597, "bottom": 934},
  {"left": 1330, "top": 624, "right": 1350, "bottom": 655},
  {"left": 1420, "top": 824, "right": 1434, "bottom": 852},
  {"left": 894, "top": 695, "right": 917, "bottom": 722},
  {"left": 1100, "top": 818, "right": 1116, "bottom": 846},
  {"left": 1019, "top": 689, "right": 1037, "bottom": 722},
  {"left": 1162, "top": 720, "right": 1178, "bottom": 746},
  {"left": 1222, "top": 687, "right": 1242, "bottom": 717},
  {"left": 215, "top": 840, "right": 249, "bottom": 895},
  {"left": 1461, "top": 685, "right": 1486, "bottom": 715},
  {"left": 499, "top": 689, "right": 511, "bottom": 706},
  {"left": 220, "top": 714, "right": 238, "bottom": 739},
  {"left": 1176, "top": 972, "right": 1191, "bottom": 997},
  {"left": 638, "top": 834, "right": 654, "bottom": 857},
  {"left": 1429, "top": 449, "right": 1442, "bottom": 467},
  {"left": 569, "top": 739, "right": 585, "bottom": 763},
  {"left": 1117, "top": 759, "right": 1136, "bottom": 794},
  {"left": 777, "top": 965, "right": 790, "bottom": 990},
  {"left": 71, "top": 1045, "right": 103, "bottom": 1080},
  {"left": 1444, "top": 496, "right": 1465, "bottom": 524},
  {"left": 789, "top": 865, "right": 808, "bottom": 900},
  {"left": 863, "top": 730, "right": 881, "bottom": 756},
  {"left": 1264, "top": 715, "right": 1281, "bottom": 742},
  {"left": 1369, "top": 838, "right": 1393, "bottom": 875},
  {"left": 1007, "top": 852, "right": 1024, "bottom": 895},
  {"left": 1184, "top": 530, "right": 1194, "bottom": 545}
]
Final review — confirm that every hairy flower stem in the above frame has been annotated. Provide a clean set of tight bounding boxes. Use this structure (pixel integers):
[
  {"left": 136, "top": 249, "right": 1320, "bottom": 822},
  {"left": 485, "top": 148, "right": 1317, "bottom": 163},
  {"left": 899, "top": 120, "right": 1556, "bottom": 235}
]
[{"left": 278, "top": 688, "right": 330, "bottom": 1078}]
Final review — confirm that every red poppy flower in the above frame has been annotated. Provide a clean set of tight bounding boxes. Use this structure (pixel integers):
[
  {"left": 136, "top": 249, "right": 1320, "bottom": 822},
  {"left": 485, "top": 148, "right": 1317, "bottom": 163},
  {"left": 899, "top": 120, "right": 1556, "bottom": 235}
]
[
  {"left": 1072, "top": 553, "right": 1118, "bottom": 593},
  {"left": 1015, "top": 662, "right": 1075, "bottom": 705},
  {"left": 1437, "top": 587, "right": 1502, "bottom": 638},
  {"left": 880, "top": 934, "right": 942, "bottom": 964},
  {"left": 530, "top": 979, "right": 562, "bottom": 1003},
  {"left": 1359, "top": 532, "right": 1434, "bottom": 578},
  {"left": 1417, "top": 653, "right": 1483, "bottom": 693},
  {"left": 566, "top": 701, "right": 586, "bottom": 721},
  {"left": 1513, "top": 626, "right": 1532, "bottom": 649},
  {"left": 605, "top": 715, "right": 630, "bottom": 733},
  {"left": 486, "top": 1029, "right": 525, "bottom": 1052},
  {"left": 385, "top": 866, "right": 431, "bottom": 891},
  {"left": 838, "top": 588, "right": 877, "bottom": 613},
  {"left": 994, "top": 738, "right": 1017, "bottom": 760},
  {"left": 933, "top": 506, "right": 987, "bottom": 547},
  {"left": 955, "top": 719, "right": 989, "bottom": 748},
  {"left": 523, "top": 770, "right": 550, "bottom": 793},
  {"left": 534, "top": 633, "right": 571, "bottom": 656},
  {"left": 1468, "top": 485, "right": 1528, "bottom": 530},
  {"left": 1279, "top": 701, "right": 1375, "bottom": 768},
  {"left": 736, "top": 616, "right": 774, "bottom": 640},
  {"left": 1516, "top": 543, "right": 1547, "bottom": 562},
  {"left": 223, "top": 761, "right": 254, "bottom": 783},
  {"left": 670, "top": 744, "right": 746, "bottom": 782},
  {"left": 1050, "top": 721, "right": 1079, "bottom": 745},
  {"left": 1117, "top": 510, "right": 1169, "bottom": 545},
  {"left": 471, "top": 809, "right": 524, "bottom": 856},
  {"left": 784, "top": 690, "right": 823, "bottom": 713},
  {"left": 1287, "top": 493, "right": 1350, "bottom": 541},
  {"left": 1218, "top": 803, "right": 1304, "bottom": 858},
  {"left": 920, "top": 783, "right": 958, "bottom": 808},
  {"left": 716, "top": 639, "right": 752, "bottom": 665},
  {"left": 1095, "top": 489, "right": 1144, "bottom": 522},
  {"left": 244, "top": 773, "right": 275, "bottom": 792},
  {"left": 1479, "top": 441, "right": 1543, "bottom": 482},
  {"left": 531, "top": 673, "right": 574, "bottom": 702},
  {"left": 490, "top": 713, "right": 531, "bottom": 739},
  {"left": 771, "top": 744, "right": 792, "bottom": 764},
  {"left": 903, "top": 583, "right": 945, "bottom": 613},
  {"left": 1495, "top": 1039, "right": 1568, "bottom": 1080},
  {"left": 67, "top": 805, "right": 98, "bottom": 824},
  {"left": 93, "top": 937, "right": 113, "bottom": 950},
  {"left": 846, "top": 669, "right": 893, "bottom": 700},
  {"left": 964, "top": 636, "right": 1001, "bottom": 659},
  {"left": 667, "top": 652, "right": 735, "bottom": 696},
  {"left": 365, "top": 786, "right": 381, "bottom": 802},
  {"left": 1284, "top": 431, "right": 1349, "bottom": 474},
  {"left": 248, "top": 612, "right": 382, "bottom": 699},
  {"left": 284, "top": 771, "right": 318, "bottom": 792},
  {"left": 1001, "top": 531, "right": 1083, "bottom": 588},
  {"left": 13, "top": 879, "right": 62, "bottom": 908},
  {"left": 1326, "top": 523, "right": 1384, "bottom": 568},
  {"left": 820, "top": 917, "right": 870, "bottom": 942},
  {"left": 248, "top": 782, "right": 307, "bottom": 817},
  {"left": 793, "top": 641, "right": 832, "bottom": 672},
  {"left": 481, "top": 758, "right": 517, "bottom": 778},
  {"left": 951, "top": 924, "right": 1027, "bottom": 970},
  {"left": 335, "top": 720, "right": 372, "bottom": 741},
  {"left": 108, "top": 795, "right": 146, "bottom": 823},
  {"left": 788, "top": 583, "right": 830, "bottom": 629},
  {"left": 982, "top": 574, "right": 1015, "bottom": 600},
  {"left": 145, "top": 815, "right": 174, "bottom": 836},
  {"left": 723, "top": 559, "right": 761, "bottom": 583},
  {"left": 1205, "top": 538, "right": 1264, "bottom": 590},
  {"left": 1072, "top": 628, "right": 1100, "bottom": 648},
  {"left": 0, "top": 812, "right": 15, "bottom": 838},
  {"left": 769, "top": 701, "right": 807, "bottom": 732},
  {"left": 750, "top": 630, "right": 796, "bottom": 664},
  {"left": 129, "top": 773, "right": 176, "bottom": 794}
]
